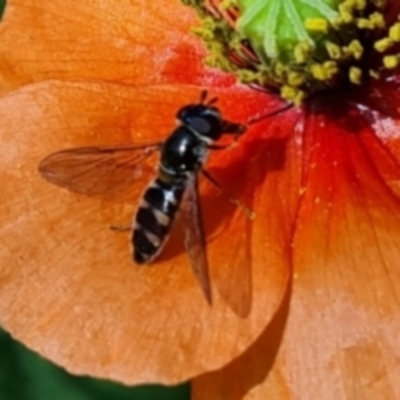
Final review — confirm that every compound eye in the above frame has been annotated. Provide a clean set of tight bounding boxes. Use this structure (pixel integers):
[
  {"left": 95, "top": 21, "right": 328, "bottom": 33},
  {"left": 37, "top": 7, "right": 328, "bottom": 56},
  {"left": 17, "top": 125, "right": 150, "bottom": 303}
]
[
  {"left": 176, "top": 104, "right": 200, "bottom": 121},
  {"left": 176, "top": 107, "right": 188, "bottom": 120},
  {"left": 189, "top": 116, "right": 213, "bottom": 135}
]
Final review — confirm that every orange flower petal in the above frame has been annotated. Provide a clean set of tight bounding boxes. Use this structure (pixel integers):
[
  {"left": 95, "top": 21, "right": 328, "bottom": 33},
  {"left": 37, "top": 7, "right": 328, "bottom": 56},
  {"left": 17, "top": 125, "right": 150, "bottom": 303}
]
[
  {"left": 0, "top": 0, "right": 216, "bottom": 93},
  {"left": 0, "top": 80, "right": 294, "bottom": 384},
  {"left": 193, "top": 106, "right": 400, "bottom": 399}
]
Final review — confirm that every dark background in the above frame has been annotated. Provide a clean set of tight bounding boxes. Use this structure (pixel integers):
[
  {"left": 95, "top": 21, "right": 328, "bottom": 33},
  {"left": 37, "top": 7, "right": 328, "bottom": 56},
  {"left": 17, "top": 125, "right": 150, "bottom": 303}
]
[{"left": 0, "top": 0, "right": 190, "bottom": 398}]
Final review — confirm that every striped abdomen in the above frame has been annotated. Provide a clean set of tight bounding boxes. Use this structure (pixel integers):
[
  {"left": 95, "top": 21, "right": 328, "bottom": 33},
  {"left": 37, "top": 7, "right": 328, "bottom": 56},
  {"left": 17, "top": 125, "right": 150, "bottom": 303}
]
[{"left": 133, "top": 178, "right": 185, "bottom": 264}]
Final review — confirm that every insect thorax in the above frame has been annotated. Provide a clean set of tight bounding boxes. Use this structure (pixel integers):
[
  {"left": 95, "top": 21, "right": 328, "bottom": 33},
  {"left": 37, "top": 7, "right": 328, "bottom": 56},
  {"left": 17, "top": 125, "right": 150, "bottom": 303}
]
[{"left": 160, "top": 126, "right": 209, "bottom": 176}]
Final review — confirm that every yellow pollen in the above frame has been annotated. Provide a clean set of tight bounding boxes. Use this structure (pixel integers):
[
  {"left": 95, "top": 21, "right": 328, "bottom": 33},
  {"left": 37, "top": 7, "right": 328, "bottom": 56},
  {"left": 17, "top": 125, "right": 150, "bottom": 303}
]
[
  {"left": 357, "top": 18, "right": 373, "bottom": 29},
  {"left": 236, "top": 69, "right": 259, "bottom": 83},
  {"left": 288, "top": 71, "right": 306, "bottom": 87},
  {"left": 338, "top": 3, "right": 354, "bottom": 23},
  {"left": 343, "top": 0, "right": 366, "bottom": 11},
  {"left": 383, "top": 55, "right": 399, "bottom": 69},
  {"left": 345, "top": 40, "right": 364, "bottom": 60},
  {"left": 349, "top": 66, "right": 362, "bottom": 84},
  {"left": 324, "top": 61, "right": 339, "bottom": 77},
  {"left": 369, "top": 12, "right": 385, "bottom": 28},
  {"left": 281, "top": 86, "right": 305, "bottom": 106},
  {"left": 311, "top": 61, "right": 338, "bottom": 81},
  {"left": 374, "top": 37, "right": 393, "bottom": 52},
  {"left": 355, "top": 0, "right": 367, "bottom": 10},
  {"left": 274, "top": 62, "right": 286, "bottom": 79},
  {"left": 326, "top": 41, "right": 342, "bottom": 60},
  {"left": 294, "top": 41, "right": 313, "bottom": 64},
  {"left": 357, "top": 13, "right": 385, "bottom": 30},
  {"left": 304, "top": 18, "right": 329, "bottom": 33},
  {"left": 389, "top": 23, "right": 400, "bottom": 42}
]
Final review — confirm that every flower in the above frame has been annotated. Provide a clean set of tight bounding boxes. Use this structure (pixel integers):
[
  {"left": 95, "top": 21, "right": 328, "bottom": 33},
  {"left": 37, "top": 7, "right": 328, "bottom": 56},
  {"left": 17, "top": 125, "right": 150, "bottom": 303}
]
[{"left": 0, "top": 0, "right": 399, "bottom": 399}]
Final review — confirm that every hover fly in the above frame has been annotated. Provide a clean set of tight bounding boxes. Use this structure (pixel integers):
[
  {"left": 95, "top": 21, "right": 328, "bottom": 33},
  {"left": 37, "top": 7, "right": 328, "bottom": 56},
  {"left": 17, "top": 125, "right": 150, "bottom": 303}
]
[
  {"left": 39, "top": 91, "right": 247, "bottom": 304},
  {"left": 39, "top": 91, "right": 292, "bottom": 307}
]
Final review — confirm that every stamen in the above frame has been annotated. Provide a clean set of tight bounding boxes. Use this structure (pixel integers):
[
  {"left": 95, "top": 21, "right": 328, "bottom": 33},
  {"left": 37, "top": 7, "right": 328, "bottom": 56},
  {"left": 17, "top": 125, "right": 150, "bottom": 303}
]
[{"left": 182, "top": 0, "right": 400, "bottom": 104}]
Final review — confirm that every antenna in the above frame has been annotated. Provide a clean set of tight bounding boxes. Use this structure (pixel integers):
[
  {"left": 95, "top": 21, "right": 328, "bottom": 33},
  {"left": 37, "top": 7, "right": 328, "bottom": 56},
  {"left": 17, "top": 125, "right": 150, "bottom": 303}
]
[
  {"left": 199, "top": 89, "right": 218, "bottom": 106},
  {"left": 207, "top": 96, "right": 218, "bottom": 106},
  {"left": 199, "top": 90, "right": 208, "bottom": 104},
  {"left": 199, "top": 89, "right": 293, "bottom": 124},
  {"left": 246, "top": 103, "right": 294, "bottom": 126}
]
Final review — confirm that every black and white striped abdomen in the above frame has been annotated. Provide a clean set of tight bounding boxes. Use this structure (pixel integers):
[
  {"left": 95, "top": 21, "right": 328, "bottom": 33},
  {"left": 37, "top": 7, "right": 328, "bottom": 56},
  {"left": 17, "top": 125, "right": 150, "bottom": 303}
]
[{"left": 133, "top": 178, "right": 185, "bottom": 264}]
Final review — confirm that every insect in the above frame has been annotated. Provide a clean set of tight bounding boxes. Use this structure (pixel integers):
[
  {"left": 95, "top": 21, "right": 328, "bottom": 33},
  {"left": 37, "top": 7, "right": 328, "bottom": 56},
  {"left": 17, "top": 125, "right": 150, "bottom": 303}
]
[
  {"left": 39, "top": 91, "right": 246, "bottom": 305},
  {"left": 39, "top": 90, "right": 292, "bottom": 310}
]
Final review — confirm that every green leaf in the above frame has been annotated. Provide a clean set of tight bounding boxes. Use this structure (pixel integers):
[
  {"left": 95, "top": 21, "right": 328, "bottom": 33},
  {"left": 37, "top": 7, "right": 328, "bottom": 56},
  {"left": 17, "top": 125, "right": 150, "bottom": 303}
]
[
  {"left": 0, "top": 0, "right": 6, "bottom": 20},
  {"left": 0, "top": 327, "right": 190, "bottom": 400}
]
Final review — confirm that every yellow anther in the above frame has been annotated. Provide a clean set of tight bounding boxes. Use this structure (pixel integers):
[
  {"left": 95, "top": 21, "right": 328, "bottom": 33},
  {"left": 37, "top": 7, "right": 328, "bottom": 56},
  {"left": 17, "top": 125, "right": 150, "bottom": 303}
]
[
  {"left": 287, "top": 71, "right": 305, "bottom": 87},
  {"left": 310, "top": 64, "right": 325, "bottom": 80},
  {"left": 354, "top": 0, "right": 367, "bottom": 10},
  {"left": 349, "top": 66, "right": 362, "bottom": 84},
  {"left": 323, "top": 61, "right": 339, "bottom": 78},
  {"left": 340, "top": 11, "right": 353, "bottom": 23},
  {"left": 389, "top": 23, "right": 400, "bottom": 42},
  {"left": 237, "top": 69, "right": 259, "bottom": 83},
  {"left": 369, "top": 12, "right": 385, "bottom": 28},
  {"left": 274, "top": 62, "right": 286, "bottom": 79},
  {"left": 345, "top": 40, "right": 364, "bottom": 60},
  {"left": 383, "top": 55, "right": 399, "bottom": 69},
  {"left": 374, "top": 37, "right": 393, "bottom": 52},
  {"left": 294, "top": 41, "right": 313, "bottom": 64},
  {"left": 339, "top": 3, "right": 354, "bottom": 23},
  {"left": 304, "top": 18, "right": 329, "bottom": 33},
  {"left": 281, "top": 85, "right": 296, "bottom": 101},
  {"left": 281, "top": 86, "right": 305, "bottom": 106},
  {"left": 326, "top": 41, "right": 342, "bottom": 60},
  {"left": 294, "top": 90, "right": 306, "bottom": 105},
  {"left": 357, "top": 13, "right": 384, "bottom": 30},
  {"left": 311, "top": 61, "right": 338, "bottom": 81},
  {"left": 340, "top": 0, "right": 353, "bottom": 11},
  {"left": 342, "top": 0, "right": 366, "bottom": 11},
  {"left": 357, "top": 18, "right": 374, "bottom": 29},
  {"left": 230, "top": 36, "right": 243, "bottom": 51}
]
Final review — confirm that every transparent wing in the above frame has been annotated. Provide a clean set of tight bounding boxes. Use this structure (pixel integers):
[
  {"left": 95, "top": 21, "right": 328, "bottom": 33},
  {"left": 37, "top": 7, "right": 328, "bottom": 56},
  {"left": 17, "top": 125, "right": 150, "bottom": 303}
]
[
  {"left": 213, "top": 213, "right": 252, "bottom": 318},
  {"left": 38, "top": 143, "right": 161, "bottom": 195},
  {"left": 201, "top": 173, "right": 253, "bottom": 318},
  {"left": 182, "top": 173, "right": 212, "bottom": 304}
]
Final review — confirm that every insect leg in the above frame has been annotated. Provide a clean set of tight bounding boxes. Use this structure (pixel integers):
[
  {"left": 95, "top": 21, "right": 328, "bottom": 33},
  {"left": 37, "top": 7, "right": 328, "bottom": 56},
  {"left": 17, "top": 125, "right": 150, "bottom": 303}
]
[
  {"left": 201, "top": 169, "right": 223, "bottom": 190},
  {"left": 207, "top": 143, "right": 232, "bottom": 150},
  {"left": 109, "top": 223, "right": 132, "bottom": 232},
  {"left": 201, "top": 170, "right": 255, "bottom": 219},
  {"left": 221, "top": 121, "right": 247, "bottom": 135},
  {"left": 207, "top": 129, "right": 245, "bottom": 151}
]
